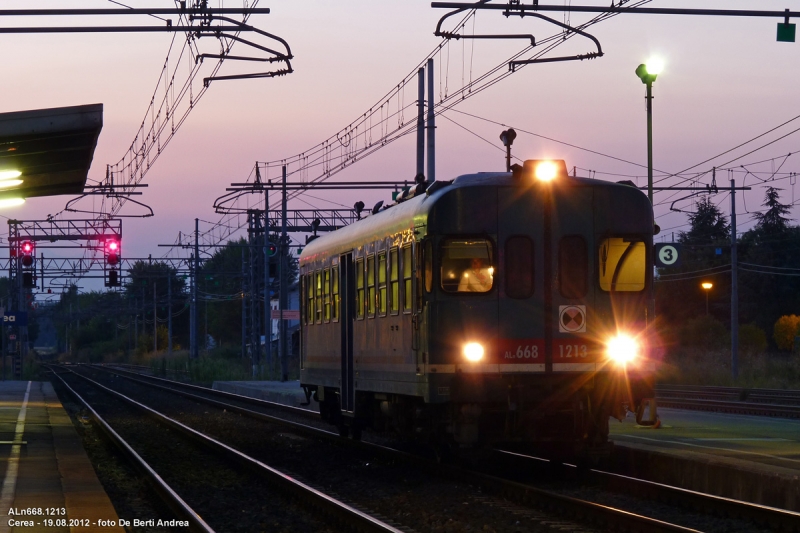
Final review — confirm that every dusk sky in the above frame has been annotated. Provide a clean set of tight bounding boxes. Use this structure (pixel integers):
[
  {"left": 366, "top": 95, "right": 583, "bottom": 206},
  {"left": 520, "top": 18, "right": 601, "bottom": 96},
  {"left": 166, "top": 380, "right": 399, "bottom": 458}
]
[{"left": 3, "top": 0, "right": 800, "bottom": 291}]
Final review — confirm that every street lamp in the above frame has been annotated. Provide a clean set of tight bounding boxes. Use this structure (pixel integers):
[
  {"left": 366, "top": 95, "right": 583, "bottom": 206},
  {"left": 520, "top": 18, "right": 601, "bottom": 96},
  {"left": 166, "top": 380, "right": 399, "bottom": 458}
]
[
  {"left": 635, "top": 58, "right": 663, "bottom": 205},
  {"left": 701, "top": 282, "right": 713, "bottom": 316}
]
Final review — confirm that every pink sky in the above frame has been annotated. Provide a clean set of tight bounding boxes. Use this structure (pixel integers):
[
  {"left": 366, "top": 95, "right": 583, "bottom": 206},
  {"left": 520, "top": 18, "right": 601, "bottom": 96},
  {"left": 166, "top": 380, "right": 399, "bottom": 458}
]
[{"left": 3, "top": 0, "right": 800, "bottom": 291}]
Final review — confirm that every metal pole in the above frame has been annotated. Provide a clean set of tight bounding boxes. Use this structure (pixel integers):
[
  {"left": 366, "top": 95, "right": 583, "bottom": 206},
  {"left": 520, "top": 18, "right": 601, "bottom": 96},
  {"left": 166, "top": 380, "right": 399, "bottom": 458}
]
[
  {"left": 280, "top": 165, "right": 289, "bottom": 381},
  {"left": 167, "top": 275, "right": 172, "bottom": 356},
  {"left": 192, "top": 218, "right": 199, "bottom": 359},
  {"left": 241, "top": 247, "right": 246, "bottom": 360},
  {"left": 646, "top": 81, "right": 654, "bottom": 205},
  {"left": 416, "top": 67, "right": 425, "bottom": 178},
  {"left": 705, "top": 291, "right": 709, "bottom": 316},
  {"left": 426, "top": 58, "right": 435, "bottom": 184},
  {"left": 731, "top": 179, "right": 739, "bottom": 380},
  {"left": 153, "top": 281, "right": 157, "bottom": 353},
  {"left": 646, "top": 80, "right": 656, "bottom": 326},
  {"left": 264, "top": 190, "right": 271, "bottom": 377}
]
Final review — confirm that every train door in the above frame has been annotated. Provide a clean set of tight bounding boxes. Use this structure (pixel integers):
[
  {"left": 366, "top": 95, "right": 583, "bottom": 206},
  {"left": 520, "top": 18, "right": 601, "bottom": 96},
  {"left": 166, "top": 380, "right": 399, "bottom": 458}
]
[
  {"left": 340, "top": 252, "right": 355, "bottom": 413},
  {"left": 549, "top": 186, "right": 595, "bottom": 373},
  {"left": 497, "top": 188, "right": 545, "bottom": 372}
]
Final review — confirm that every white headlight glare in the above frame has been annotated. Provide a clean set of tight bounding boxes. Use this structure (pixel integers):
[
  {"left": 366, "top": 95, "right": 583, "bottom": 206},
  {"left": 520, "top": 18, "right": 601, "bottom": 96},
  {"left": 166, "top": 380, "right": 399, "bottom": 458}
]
[
  {"left": 606, "top": 334, "right": 639, "bottom": 365},
  {"left": 463, "top": 342, "right": 485, "bottom": 362}
]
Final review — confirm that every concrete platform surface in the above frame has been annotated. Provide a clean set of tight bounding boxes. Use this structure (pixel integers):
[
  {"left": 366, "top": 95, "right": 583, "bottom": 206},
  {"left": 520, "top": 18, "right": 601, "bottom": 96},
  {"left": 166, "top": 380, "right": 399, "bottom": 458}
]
[
  {"left": 611, "top": 407, "right": 800, "bottom": 511},
  {"left": 0, "top": 381, "right": 123, "bottom": 533}
]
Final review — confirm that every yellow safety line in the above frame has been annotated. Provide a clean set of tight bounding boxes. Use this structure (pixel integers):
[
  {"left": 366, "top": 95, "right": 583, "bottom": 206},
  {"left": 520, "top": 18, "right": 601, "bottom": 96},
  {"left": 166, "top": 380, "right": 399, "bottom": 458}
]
[{"left": 0, "top": 381, "right": 32, "bottom": 532}]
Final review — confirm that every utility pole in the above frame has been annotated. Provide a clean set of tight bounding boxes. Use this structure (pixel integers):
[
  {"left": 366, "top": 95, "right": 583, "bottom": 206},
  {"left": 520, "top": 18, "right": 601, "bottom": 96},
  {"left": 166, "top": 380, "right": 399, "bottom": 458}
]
[
  {"left": 263, "top": 189, "right": 270, "bottom": 378},
  {"left": 167, "top": 275, "right": 172, "bottom": 356},
  {"left": 416, "top": 66, "right": 425, "bottom": 179},
  {"left": 241, "top": 246, "right": 246, "bottom": 360},
  {"left": 191, "top": 218, "right": 199, "bottom": 359},
  {"left": 280, "top": 165, "right": 289, "bottom": 381},
  {"left": 426, "top": 58, "right": 435, "bottom": 184},
  {"left": 153, "top": 281, "right": 157, "bottom": 353},
  {"left": 730, "top": 179, "right": 739, "bottom": 381}
]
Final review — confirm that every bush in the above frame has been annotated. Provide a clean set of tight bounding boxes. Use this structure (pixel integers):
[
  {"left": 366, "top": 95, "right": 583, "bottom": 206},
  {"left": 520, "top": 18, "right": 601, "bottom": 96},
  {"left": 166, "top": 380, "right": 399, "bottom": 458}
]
[
  {"left": 773, "top": 315, "right": 800, "bottom": 351},
  {"left": 739, "top": 323, "right": 767, "bottom": 354},
  {"left": 679, "top": 315, "right": 728, "bottom": 350}
]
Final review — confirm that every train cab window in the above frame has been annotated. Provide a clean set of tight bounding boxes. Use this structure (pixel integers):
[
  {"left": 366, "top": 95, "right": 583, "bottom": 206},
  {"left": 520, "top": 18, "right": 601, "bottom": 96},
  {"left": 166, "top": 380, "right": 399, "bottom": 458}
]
[
  {"left": 389, "top": 247, "right": 399, "bottom": 314},
  {"left": 356, "top": 258, "right": 365, "bottom": 319},
  {"left": 599, "top": 237, "right": 646, "bottom": 292},
  {"left": 367, "top": 254, "right": 376, "bottom": 317},
  {"left": 402, "top": 245, "right": 413, "bottom": 312},
  {"left": 378, "top": 252, "right": 387, "bottom": 316},
  {"left": 323, "top": 269, "right": 331, "bottom": 322},
  {"left": 315, "top": 271, "right": 323, "bottom": 323},
  {"left": 331, "top": 266, "right": 340, "bottom": 322},
  {"left": 559, "top": 236, "right": 588, "bottom": 299},
  {"left": 505, "top": 236, "right": 534, "bottom": 299},
  {"left": 305, "top": 274, "right": 314, "bottom": 324},
  {"left": 440, "top": 238, "right": 494, "bottom": 293}
]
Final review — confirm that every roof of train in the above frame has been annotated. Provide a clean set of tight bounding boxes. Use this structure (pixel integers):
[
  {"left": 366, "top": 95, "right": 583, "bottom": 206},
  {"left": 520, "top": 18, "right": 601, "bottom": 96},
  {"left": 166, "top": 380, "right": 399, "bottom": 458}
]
[{"left": 298, "top": 171, "right": 645, "bottom": 265}]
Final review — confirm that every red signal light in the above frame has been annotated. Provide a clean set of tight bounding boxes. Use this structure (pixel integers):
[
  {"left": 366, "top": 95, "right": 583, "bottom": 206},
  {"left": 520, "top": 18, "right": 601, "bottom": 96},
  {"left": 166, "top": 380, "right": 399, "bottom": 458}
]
[
  {"left": 20, "top": 241, "right": 34, "bottom": 267},
  {"left": 105, "top": 239, "right": 120, "bottom": 266}
]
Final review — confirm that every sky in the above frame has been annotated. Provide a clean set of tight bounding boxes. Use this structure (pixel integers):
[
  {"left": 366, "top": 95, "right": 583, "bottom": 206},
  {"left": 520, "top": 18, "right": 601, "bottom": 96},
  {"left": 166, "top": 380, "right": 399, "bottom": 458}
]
[{"left": 3, "top": 0, "right": 800, "bottom": 293}]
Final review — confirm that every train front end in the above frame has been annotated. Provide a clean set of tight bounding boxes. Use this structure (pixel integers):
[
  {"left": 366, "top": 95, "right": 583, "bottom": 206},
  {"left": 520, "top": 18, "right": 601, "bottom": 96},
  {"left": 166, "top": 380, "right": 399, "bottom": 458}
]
[{"left": 425, "top": 160, "right": 657, "bottom": 462}]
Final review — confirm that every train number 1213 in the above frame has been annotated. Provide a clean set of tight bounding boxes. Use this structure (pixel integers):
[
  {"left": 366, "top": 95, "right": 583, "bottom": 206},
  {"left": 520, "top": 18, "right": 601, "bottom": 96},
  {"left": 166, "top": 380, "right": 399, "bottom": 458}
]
[{"left": 558, "top": 344, "right": 588, "bottom": 358}]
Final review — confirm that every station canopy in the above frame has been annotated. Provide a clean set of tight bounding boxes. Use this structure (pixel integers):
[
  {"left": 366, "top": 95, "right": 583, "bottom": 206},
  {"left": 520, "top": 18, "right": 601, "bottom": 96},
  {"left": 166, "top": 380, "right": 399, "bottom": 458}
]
[{"left": 0, "top": 103, "right": 103, "bottom": 201}]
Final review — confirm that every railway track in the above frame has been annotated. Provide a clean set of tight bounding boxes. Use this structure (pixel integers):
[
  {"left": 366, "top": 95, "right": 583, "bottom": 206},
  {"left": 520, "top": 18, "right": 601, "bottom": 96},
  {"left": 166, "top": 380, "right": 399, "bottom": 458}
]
[
  {"left": 48, "top": 365, "right": 408, "bottom": 533},
  {"left": 67, "top": 363, "right": 799, "bottom": 533},
  {"left": 655, "top": 384, "right": 800, "bottom": 418}
]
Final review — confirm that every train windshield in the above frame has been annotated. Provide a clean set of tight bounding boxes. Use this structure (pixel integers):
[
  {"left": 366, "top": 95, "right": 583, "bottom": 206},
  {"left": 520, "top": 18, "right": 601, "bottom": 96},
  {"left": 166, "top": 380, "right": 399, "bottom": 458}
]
[
  {"left": 440, "top": 238, "right": 494, "bottom": 293},
  {"left": 599, "top": 237, "right": 646, "bottom": 292}
]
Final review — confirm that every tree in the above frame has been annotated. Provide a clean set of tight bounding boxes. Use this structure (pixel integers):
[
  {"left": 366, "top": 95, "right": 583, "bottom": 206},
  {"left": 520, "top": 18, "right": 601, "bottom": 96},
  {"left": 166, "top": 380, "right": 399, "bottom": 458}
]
[
  {"left": 738, "top": 187, "right": 800, "bottom": 338},
  {"left": 657, "top": 195, "right": 731, "bottom": 324},
  {"left": 125, "top": 261, "right": 188, "bottom": 352}
]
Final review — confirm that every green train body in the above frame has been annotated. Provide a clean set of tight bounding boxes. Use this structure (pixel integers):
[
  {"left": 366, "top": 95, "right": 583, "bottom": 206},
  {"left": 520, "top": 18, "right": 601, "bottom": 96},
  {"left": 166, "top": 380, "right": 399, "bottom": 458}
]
[{"left": 299, "top": 161, "right": 657, "bottom": 461}]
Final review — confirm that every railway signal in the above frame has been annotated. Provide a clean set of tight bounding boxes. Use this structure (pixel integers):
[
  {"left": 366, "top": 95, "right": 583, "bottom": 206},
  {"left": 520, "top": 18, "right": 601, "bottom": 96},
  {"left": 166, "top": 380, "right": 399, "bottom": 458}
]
[
  {"left": 105, "top": 238, "right": 121, "bottom": 287},
  {"left": 267, "top": 242, "right": 277, "bottom": 257},
  {"left": 20, "top": 241, "right": 36, "bottom": 288}
]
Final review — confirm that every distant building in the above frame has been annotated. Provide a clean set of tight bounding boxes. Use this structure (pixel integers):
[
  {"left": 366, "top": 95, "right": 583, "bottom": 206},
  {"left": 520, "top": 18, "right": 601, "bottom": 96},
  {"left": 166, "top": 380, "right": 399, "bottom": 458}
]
[{"left": 270, "top": 284, "right": 300, "bottom": 354}]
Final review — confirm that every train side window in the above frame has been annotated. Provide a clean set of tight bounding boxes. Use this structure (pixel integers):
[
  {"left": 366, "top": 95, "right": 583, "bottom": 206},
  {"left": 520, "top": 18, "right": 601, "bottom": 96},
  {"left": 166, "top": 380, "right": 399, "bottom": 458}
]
[
  {"left": 440, "top": 238, "right": 494, "bottom": 293},
  {"left": 323, "top": 268, "right": 331, "bottom": 322},
  {"left": 315, "top": 270, "right": 323, "bottom": 323},
  {"left": 505, "top": 236, "right": 534, "bottom": 299},
  {"left": 367, "top": 254, "right": 376, "bottom": 317},
  {"left": 356, "top": 258, "right": 365, "bottom": 319},
  {"left": 559, "top": 236, "right": 588, "bottom": 299},
  {"left": 389, "top": 247, "right": 399, "bottom": 314},
  {"left": 331, "top": 266, "right": 340, "bottom": 322},
  {"left": 402, "top": 244, "right": 412, "bottom": 313},
  {"left": 599, "top": 237, "right": 646, "bottom": 292},
  {"left": 305, "top": 273, "right": 314, "bottom": 325},
  {"left": 378, "top": 251, "right": 387, "bottom": 316}
]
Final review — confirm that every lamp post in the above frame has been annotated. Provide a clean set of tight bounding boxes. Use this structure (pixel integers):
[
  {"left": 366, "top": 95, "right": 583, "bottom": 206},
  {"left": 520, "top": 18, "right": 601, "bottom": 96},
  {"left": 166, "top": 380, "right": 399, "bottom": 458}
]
[
  {"left": 635, "top": 59, "right": 663, "bottom": 205},
  {"left": 701, "top": 282, "right": 713, "bottom": 316},
  {"left": 636, "top": 58, "right": 663, "bottom": 328}
]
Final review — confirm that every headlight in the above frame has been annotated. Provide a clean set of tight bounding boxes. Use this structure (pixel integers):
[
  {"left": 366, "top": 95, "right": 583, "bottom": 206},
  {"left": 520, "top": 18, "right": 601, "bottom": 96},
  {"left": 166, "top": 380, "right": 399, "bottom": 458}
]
[
  {"left": 606, "top": 334, "right": 639, "bottom": 365},
  {"left": 534, "top": 161, "right": 558, "bottom": 182},
  {"left": 463, "top": 342, "right": 485, "bottom": 362}
]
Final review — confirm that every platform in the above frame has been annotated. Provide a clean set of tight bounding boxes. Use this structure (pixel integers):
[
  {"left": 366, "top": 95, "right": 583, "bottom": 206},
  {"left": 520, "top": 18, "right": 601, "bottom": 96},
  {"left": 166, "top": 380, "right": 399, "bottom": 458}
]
[
  {"left": 0, "top": 381, "right": 122, "bottom": 533},
  {"left": 212, "top": 379, "right": 318, "bottom": 412},
  {"left": 610, "top": 407, "right": 800, "bottom": 511}
]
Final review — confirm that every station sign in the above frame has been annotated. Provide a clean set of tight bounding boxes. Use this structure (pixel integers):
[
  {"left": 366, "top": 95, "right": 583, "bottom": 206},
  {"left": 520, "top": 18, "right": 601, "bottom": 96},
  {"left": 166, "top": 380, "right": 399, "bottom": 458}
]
[
  {"left": 2, "top": 312, "right": 27, "bottom": 327},
  {"left": 654, "top": 243, "right": 682, "bottom": 268},
  {"left": 271, "top": 309, "right": 300, "bottom": 320}
]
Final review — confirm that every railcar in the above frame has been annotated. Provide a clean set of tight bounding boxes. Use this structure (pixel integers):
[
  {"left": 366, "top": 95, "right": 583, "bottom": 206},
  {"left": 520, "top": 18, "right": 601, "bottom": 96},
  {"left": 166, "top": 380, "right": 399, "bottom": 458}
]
[{"left": 299, "top": 160, "right": 657, "bottom": 461}]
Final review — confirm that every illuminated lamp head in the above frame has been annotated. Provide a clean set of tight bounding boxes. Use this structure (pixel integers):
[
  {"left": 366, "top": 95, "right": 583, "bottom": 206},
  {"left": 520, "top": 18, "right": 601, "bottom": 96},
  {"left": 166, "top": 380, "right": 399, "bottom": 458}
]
[
  {"left": 522, "top": 159, "right": 568, "bottom": 183},
  {"left": 606, "top": 333, "right": 640, "bottom": 366},
  {"left": 463, "top": 342, "right": 485, "bottom": 362}
]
